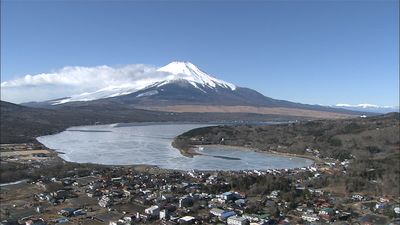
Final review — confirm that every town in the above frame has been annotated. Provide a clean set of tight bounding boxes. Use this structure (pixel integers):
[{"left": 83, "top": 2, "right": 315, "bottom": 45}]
[
  {"left": 1, "top": 0, "right": 399, "bottom": 223},
  {"left": 1, "top": 144, "right": 399, "bottom": 225}
]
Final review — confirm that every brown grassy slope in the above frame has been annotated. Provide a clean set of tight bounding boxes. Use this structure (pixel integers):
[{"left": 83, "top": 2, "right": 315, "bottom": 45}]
[{"left": 136, "top": 105, "right": 356, "bottom": 119}]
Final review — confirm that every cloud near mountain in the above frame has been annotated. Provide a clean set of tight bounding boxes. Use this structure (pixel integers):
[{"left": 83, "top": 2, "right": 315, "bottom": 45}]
[{"left": 1, "top": 64, "right": 168, "bottom": 103}]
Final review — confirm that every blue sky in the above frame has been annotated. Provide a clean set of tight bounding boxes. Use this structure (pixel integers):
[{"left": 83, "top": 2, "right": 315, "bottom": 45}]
[{"left": 1, "top": 0, "right": 399, "bottom": 106}]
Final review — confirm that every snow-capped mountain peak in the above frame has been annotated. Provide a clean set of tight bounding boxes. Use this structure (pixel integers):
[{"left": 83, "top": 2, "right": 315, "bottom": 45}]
[
  {"left": 157, "top": 61, "right": 236, "bottom": 90},
  {"left": 51, "top": 61, "right": 236, "bottom": 105}
]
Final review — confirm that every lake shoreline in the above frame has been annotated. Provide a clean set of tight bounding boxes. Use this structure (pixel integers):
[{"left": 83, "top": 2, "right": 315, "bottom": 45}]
[
  {"left": 198, "top": 144, "right": 320, "bottom": 163},
  {"left": 2, "top": 122, "right": 315, "bottom": 184},
  {"left": 177, "top": 144, "right": 317, "bottom": 166},
  {"left": 35, "top": 123, "right": 314, "bottom": 171}
]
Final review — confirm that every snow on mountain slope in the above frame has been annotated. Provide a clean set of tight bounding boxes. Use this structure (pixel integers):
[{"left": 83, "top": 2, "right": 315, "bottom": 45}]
[
  {"left": 333, "top": 103, "right": 399, "bottom": 114},
  {"left": 52, "top": 61, "right": 236, "bottom": 105},
  {"left": 157, "top": 61, "right": 236, "bottom": 90},
  {"left": 53, "top": 85, "right": 141, "bottom": 104},
  {"left": 336, "top": 103, "right": 383, "bottom": 108}
]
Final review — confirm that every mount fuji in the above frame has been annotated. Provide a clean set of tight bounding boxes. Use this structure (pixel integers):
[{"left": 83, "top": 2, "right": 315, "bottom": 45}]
[
  {"left": 47, "top": 61, "right": 236, "bottom": 105},
  {"left": 24, "top": 61, "right": 365, "bottom": 118}
]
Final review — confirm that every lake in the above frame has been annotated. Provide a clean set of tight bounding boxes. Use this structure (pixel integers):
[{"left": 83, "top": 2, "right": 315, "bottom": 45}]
[{"left": 37, "top": 123, "right": 313, "bottom": 171}]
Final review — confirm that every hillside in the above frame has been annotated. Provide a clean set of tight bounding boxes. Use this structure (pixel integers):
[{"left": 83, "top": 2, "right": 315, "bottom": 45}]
[
  {"left": 173, "top": 113, "right": 400, "bottom": 196},
  {"left": 0, "top": 100, "right": 312, "bottom": 144}
]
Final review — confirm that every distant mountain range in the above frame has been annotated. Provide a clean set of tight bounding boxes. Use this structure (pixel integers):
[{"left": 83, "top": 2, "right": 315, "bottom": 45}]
[
  {"left": 332, "top": 104, "right": 399, "bottom": 114},
  {"left": 24, "top": 61, "right": 366, "bottom": 119}
]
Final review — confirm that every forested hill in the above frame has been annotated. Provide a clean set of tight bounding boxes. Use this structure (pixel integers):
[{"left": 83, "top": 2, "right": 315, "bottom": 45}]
[{"left": 174, "top": 113, "right": 400, "bottom": 196}]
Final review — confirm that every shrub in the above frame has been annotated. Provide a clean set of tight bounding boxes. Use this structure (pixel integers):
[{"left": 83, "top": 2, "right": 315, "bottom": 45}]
[
  {"left": 328, "top": 138, "right": 342, "bottom": 147},
  {"left": 343, "top": 122, "right": 362, "bottom": 133}
]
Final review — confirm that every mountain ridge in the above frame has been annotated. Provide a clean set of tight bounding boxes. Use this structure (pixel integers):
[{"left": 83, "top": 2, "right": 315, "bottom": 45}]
[
  {"left": 23, "top": 61, "right": 368, "bottom": 117},
  {"left": 48, "top": 61, "right": 236, "bottom": 105},
  {"left": 333, "top": 103, "right": 399, "bottom": 114}
]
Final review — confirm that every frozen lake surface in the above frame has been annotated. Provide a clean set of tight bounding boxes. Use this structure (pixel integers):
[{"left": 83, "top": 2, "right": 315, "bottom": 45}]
[{"left": 37, "top": 123, "right": 313, "bottom": 171}]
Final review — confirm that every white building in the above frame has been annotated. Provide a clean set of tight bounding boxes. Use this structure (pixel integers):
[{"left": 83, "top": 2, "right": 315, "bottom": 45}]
[
  {"left": 179, "top": 216, "right": 195, "bottom": 223},
  {"left": 352, "top": 194, "right": 364, "bottom": 201},
  {"left": 227, "top": 216, "right": 249, "bottom": 225},
  {"left": 242, "top": 214, "right": 259, "bottom": 222},
  {"left": 269, "top": 190, "right": 280, "bottom": 199},
  {"left": 160, "top": 209, "right": 169, "bottom": 220},
  {"left": 302, "top": 213, "right": 319, "bottom": 222},
  {"left": 98, "top": 195, "right": 112, "bottom": 208},
  {"left": 145, "top": 205, "right": 160, "bottom": 217},
  {"left": 210, "top": 208, "right": 225, "bottom": 217}
]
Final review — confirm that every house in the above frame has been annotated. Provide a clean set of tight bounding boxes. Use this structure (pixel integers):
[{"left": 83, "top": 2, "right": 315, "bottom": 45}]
[
  {"left": 58, "top": 208, "right": 76, "bottom": 217},
  {"left": 379, "top": 197, "right": 390, "bottom": 203},
  {"left": 87, "top": 190, "right": 101, "bottom": 198},
  {"left": 338, "top": 212, "right": 351, "bottom": 220},
  {"left": 133, "top": 197, "right": 147, "bottom": 205},
  {"left": 249, "top": 221, "right": 267, "bottom": 225},
  {"left": 352, "top": 194, "right": 364, "bottom": 201},
  {"left": 111, "top": 177, "right": 122, "bottom": 183},
  {"left": 121, "top": 215, "right": 136, "bottom": 223},
  {"left": 123, "top": 189, "right": 131, "bottom": 197},
  {"left": 235, "top": 199, "right": 246, "bottom": 207},
  {"left": 179, "top": 196, "right": 193, "bottom": 208},
  {"left": 242, "top": 214, "right": 260, "bottom": 222},
  {"left": 145, "top": 205, "right": 160, "bottom": 217},
  {"left": 160, "top": 209, "right": 169, "bottom": 220},
  {"left": 394, "top": 206, "right": 400, "bottom": 214},
  {"left": 319, "top": 208, "right": 334, "bottom": 215},
  {"left": 375, "top": 203, "right": 386, "bottom": 210},
  {"left": 51, "top": 190, "right": 69, "bottom": 199},
  {"left": 54, "top": 218, "right": 69, "bottom": 224},
  {"left": 269, "top": 190, "right": 280, "bottom": 199},
  {"left": 135, "top": 212, "right": 150, "bottom": 222},
  {"left": 179, "top": 216, "right": 195, "bottom": 224},
  {"left": 35, "top": 206, "right": 44, "bottom": 213},
  {"left": 89, "top": 182, "right": 102, "bottom": 190},
  {"left": 62, "top": 179, "right": 75, "bottom": 186},
  {"left": 319, "top": 208, "right": 334, "bottom": 221},
  {"left": 301, "top": 213, "right": 319, "bottom": 222},
  {"left": 73, "top": 176, "right": 97, "bottom": 187},
  {"left": 161, "top": 193, "right": 173, "bottom": 202},
  {"left": 25, "top": 218, "right": 46, "bottom": 225},
  {"left": 73, "top": 209, "right": 86, "bottom": 216},
  {"left": 210, "top": 208, "right": 225, "bottom": 217},
  {"left": 99, "top": 195, "right": 112, "bottom": 208},
  {"left": 227, "top": 216, "right": 249, "bottom": 225},
  {"left": 220, "top": 211, "right": 236, "bottom": 220},
  {"left": 221, "top": 192, "right": 236, "bottom": 201}
]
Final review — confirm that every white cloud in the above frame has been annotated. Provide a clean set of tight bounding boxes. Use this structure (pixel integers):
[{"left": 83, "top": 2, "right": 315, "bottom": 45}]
[{"left": 1, "top": 64, "right": 168, "bottom": 103}]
